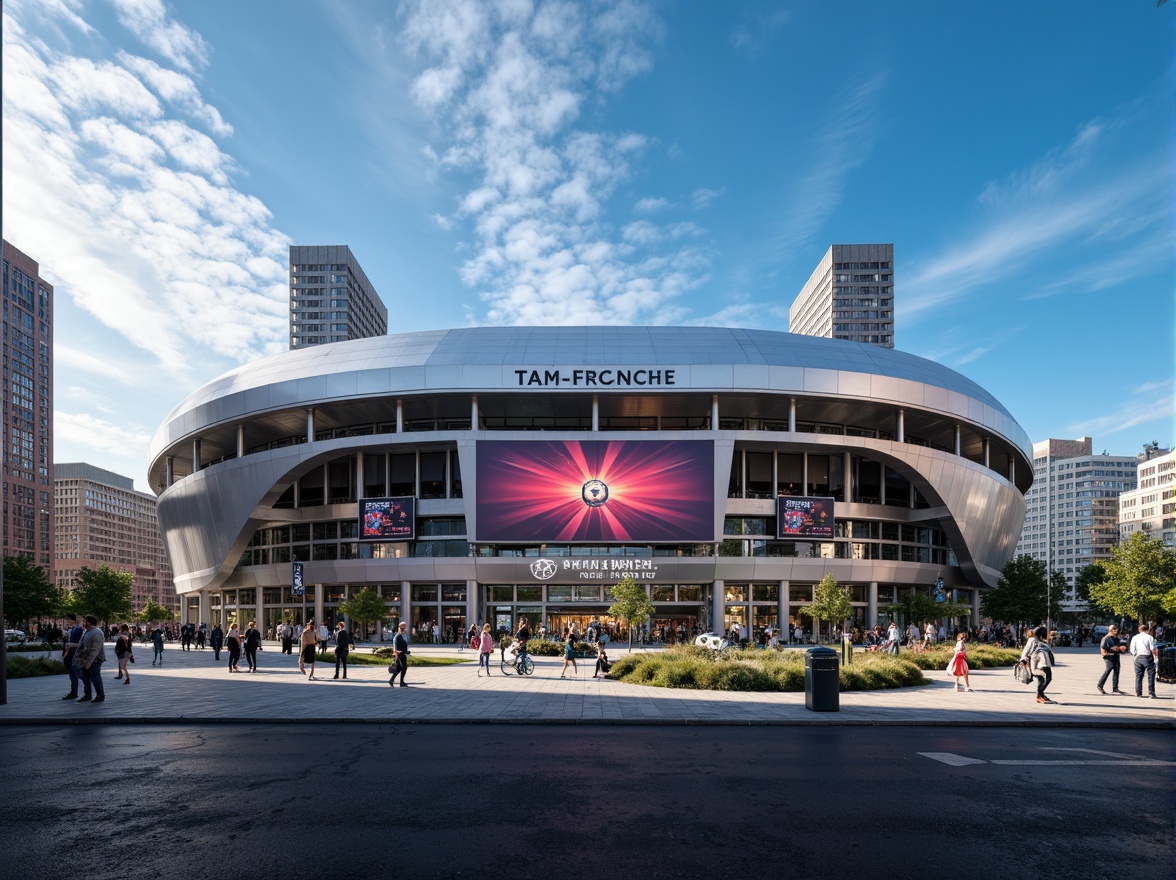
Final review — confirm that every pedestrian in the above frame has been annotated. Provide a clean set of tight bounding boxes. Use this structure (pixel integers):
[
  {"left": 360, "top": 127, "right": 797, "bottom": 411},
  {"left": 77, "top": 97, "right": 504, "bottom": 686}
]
[
  {"left": 114, "top": 624, "right": 134, "bottom": 686},
  {"left": 477, "top": 623, "right": 494, "bottom": 676},
  {"left": 390, "top": 621, "right": 410, "bottom": 687},
  {"left": 886, "top": 621, "right": 900, "bottom": 655},
  {"left": 225, "top": 622, "right": 242, "bottom": 673},
  {"left": 333, "top": 621, "right": 351, "bottom": 680},
  {"left": 560, "top": 634, "right": 577, "bottom": 678},
  {"left": 151, "top": 626, "right": 165, "bottom": 665},
  {"left": 948, "top": 631, "right": 973, "bottom": 692},
  {"left": 242, "top": 621, "right": 262, "bottom": 672},
  {"left": 196, "top": 622, "right": 207, "bottom": 649},
  {"left": 317, "top": 621, "right": 330, "bottom": 656},
  {"left": 593, "top": 643, "right": 610, "bottom": 678},
  {"left": 280, "top": 620, "right": 293, "bottom": 655},
  {"left": 60, "top": 613, "right": 85, "bottom": 700},
  {"left": 74, "top": 616, "right": 107, "bottom": 703},
  {"left": 1128, "top": 624, "right": 1159, "bottom": 699},
  {"left": 924, "top": 621, "right": 937, "bottom": 646},
  {"left": 1021, "top": 625, "right": 1055, "bottom": 704},
  {"left": 300, "top": 620, "right": 320, "bottom": 680},
  {"left": 1096, "top": 624, "right": 1127, "bottom": 695},
  {"left": 210, "top": 623, "right": 224, "bottom": 660}
]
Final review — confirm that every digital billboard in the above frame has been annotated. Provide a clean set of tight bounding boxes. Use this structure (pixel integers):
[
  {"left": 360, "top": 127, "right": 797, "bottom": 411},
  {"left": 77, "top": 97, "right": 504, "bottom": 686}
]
[
  {"left": 776, "top": 496, "right": 835, "bottom": 539},
  {"left": 476, "top": 440, "right": 714, "bottom": 543},
  {"left": 359, "top": 497, "right": 416, "bottom": 541}
]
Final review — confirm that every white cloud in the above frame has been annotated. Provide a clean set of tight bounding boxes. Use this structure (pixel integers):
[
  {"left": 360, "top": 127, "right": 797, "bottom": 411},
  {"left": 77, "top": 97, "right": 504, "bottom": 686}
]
[
  {"left": 690, "top": 187, "right": 725, "bottom": 210},
  {"left": 400, "top": 0, "right": 707, "bottom": 326},
  {"left": 1065, "top": 379, "right": 1175, "bottom": 439},
  {"left": 55, "top": 411, "right": 154, "bottom": 459},
  {"left": 730, "top": 8, "right": 790, "bottom": 57},
  {"left": 633, "top": 196, "right": 670, "bottom": 214},
  {"left": 109, "top": 0, "right": 210, "bottom": 73},
  {"left": 2, "top": 4, "right": 290, "bottom": 382}
]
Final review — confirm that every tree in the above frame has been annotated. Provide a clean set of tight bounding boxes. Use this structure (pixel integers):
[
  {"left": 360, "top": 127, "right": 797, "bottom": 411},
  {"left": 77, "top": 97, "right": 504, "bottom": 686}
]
[
  {"left": 981, "top": 555, "right": 1061, "bottom": 638},
  {"left": 1073, "top": 562, "right": 1105, "bottom": 606},
  {"left": 72, "top": 565, "right": 133, "bottom": 628},
  {"left": 607, "top": 575, "right": 654, "bottom": 652},
  {"left": 885, "top": 590, "right": 970, "bottom": 632},
  {"left": 1088, "top": 531, "right": 1176, "bottom": 624},
  {"left": 2, "top": 556, "right": 60, "bottom": 628},
  {"left": 798, "top": 573, "right": 852, "bottom": 643},
  {"left": 339, "top": 586, "right": 388, "bottom": 640},
  {"left": 138, "top": 600, "right": 173, "bottom": 624}
]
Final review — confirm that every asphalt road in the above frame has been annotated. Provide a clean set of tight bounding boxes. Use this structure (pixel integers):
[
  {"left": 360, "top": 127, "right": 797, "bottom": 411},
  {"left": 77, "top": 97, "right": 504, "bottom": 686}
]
[{"left": 1, "top": 725, "right": 1171, "bottom": 880}]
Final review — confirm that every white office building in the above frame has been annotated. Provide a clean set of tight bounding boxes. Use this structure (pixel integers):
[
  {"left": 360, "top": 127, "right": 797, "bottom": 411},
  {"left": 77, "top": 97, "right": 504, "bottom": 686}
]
[
  {"left": 1119, "top": 448, "right": 1175, "bottom": 547},
  {"left": 789, "top": 244, "right": 894, "bottom": 348}
]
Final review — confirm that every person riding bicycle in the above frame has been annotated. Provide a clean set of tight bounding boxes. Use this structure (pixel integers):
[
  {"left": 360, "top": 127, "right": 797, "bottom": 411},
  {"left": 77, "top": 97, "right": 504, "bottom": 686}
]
[{"left": 515, "top": 620, "right": 531, "bottom": 662}]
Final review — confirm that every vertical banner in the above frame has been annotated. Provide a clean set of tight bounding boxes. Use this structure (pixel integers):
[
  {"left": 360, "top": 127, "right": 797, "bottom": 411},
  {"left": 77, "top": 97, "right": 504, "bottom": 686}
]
[{"left": 291, "top": 561, "right": 305, "bottom": 596}]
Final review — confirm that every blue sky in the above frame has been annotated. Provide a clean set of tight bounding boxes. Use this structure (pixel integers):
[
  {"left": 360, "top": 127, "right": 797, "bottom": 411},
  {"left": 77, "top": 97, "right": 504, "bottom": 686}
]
[{"left": 3, "top": 0, "right": 1172, "bottom": 491}]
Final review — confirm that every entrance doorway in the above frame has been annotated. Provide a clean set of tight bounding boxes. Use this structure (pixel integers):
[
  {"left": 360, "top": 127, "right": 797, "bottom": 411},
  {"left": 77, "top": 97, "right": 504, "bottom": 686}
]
[{"left": 650, "top": 613, "right": 699, "bottom": 645}]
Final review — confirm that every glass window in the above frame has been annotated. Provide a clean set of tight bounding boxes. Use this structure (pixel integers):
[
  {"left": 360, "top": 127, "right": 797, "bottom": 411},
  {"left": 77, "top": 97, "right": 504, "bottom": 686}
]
[
  {"left": 313, "top": 522, "right": 338, "bottom": 541},
  {"left": 364, "top": 453, "right": 386, "bottom": 498},
  {"left": 778, "top": 454, "right": 803, "bottom": 496},
  {"left": 547, "top": 586, "right": 572, "bottom": 601},
  {"left": 723, "top": 584, "right": 747, "bottom": 602},
  {"left": 299, "top": 466, "right": 324, "bottom": 507},
  {"left": 747, "top": 452, "right": 772, "bottom": 498},
  {"left": 790, "top": 585, "right": 813, "bottom": 602},
  {"left": 488, "top": 586, "right": 514, "bottom": 602},
  {"left": 517, "top": 586, "right": 542, "bottom": 602},
  {"left": 450, "top": 452, "right": 462, "bottom": 498},
  {"left": 441, "top": 585, "right": 467, "bottom": 602},
  {"left": 292, "top": 524, "right": 310, "bottom": 542},
  {"left": 390, "top": 453, "right": 415, "bottom": 496},
  {"left": 574, "top": 585, "right": 601, "bottom": 601},
  {"left": 885, "top": 467, "right": 910, "bottom": 507},
  {"left": 752, "top": 584, "right": 778, "bottom": 602},
  {"left": 652, "top": 586, "right": 675, "bottom": 601},
  {"left": 856, "top": 458, "right": 881, "bottom": 503},
  {"left": 809, "top": 455, "right": 830, "bottom": 496},
  {"left": 420, "top": 452, "right": 446, "bottom": 499},
  {"left": 678, "top": 585, "right": 702, "bottom": 602},
  {"left": 413, "top": 584, "right": 439, "bottom": 602}
]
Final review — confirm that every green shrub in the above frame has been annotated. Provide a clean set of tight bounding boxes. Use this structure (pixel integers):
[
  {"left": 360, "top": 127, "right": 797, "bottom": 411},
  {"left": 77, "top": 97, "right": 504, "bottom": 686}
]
[
  {"left": 6, "top": 642, "right": 65, "bottom": 653},
  {"left": 5, "top": 655, "right": 67, "bottom": 678}
]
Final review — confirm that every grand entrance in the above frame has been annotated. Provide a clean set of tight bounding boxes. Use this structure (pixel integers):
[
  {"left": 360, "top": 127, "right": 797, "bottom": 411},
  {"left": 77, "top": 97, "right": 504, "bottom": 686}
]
[{"left": 547, "top": 609, "right": 615, "bottom": 641}]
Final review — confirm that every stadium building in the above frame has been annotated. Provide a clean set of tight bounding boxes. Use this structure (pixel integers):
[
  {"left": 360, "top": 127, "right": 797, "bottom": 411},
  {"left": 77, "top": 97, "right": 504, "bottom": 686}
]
[{"left": 148, "top": 327, "right": 1032, "bottom": 642}]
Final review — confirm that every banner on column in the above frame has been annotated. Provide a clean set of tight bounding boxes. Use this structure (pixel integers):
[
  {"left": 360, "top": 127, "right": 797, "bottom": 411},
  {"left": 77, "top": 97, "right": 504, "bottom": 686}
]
[{"left": 291, "top": 561, "right": 305, "bottom": 596}]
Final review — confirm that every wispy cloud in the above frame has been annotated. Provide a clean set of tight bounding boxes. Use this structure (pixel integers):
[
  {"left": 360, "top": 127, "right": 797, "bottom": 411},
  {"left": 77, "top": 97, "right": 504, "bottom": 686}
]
[
  {"left": 729, "top": 7, "right": 790, "bottom": 58},
  {"left": 1065, "top": 379, "right": 1175, "bottom": 441},
  {"left": 401, "top": 0, "right": 709, "bottom": 326},
  {"left": 904, "top": 108, "right": 1168, "bottom": 322},
  {"left": 54, "top": 411, "right": 154, "bottom": 460},
  {"left": 2, "top": 3, "right": 290, "bottom": 378}
]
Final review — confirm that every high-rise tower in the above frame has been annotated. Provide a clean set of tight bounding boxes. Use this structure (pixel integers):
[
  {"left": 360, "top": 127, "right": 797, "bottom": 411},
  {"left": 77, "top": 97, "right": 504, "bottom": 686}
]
[
  {"left": 790, "top": 244, "right": 894, "bottom": 348},
  {"left": 289, "top": 245, "right": 387, "bottom": 349}
]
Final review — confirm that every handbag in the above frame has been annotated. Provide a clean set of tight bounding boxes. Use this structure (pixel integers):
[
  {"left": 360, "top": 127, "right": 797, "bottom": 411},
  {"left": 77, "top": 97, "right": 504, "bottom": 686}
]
[{"left": 1014, "top": 660, "right": 1034, "bottom": 684}]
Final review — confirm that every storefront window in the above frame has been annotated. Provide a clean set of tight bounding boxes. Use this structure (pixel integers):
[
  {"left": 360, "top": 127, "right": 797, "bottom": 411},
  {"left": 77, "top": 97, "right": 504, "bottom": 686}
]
[
  {"left": 517, "top": 586, "right": 542, "bottom": 602},
  {"left": 678, "top": 585, "right": 702, "bottom": 602},
  {"left": 752, "top": 584, "right": 778, "bottom": 602},
  {"left": 723, "top": 584, "right": 747, "bottom": 602},
  {"left": 652, "top": 586, "right": 674, "bottom": 601},
  {"left": 414, "top": 585, "right": 439, "bottom": 602},
  {"left": 489, "top": 586, "right": 514, "bottom": 602},
  {"left": 547, "top": 586, "right": 572, "bottom": 601},
  {"left": 441, "top": 584, "right": 467, "bottom": 602}
]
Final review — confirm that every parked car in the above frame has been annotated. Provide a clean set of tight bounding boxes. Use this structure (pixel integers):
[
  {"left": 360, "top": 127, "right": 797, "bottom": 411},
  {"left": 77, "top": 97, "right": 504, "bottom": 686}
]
[
  {"left": 5, "top": 629, "right": 27, "bottom": 646},
  {"left": 694, "top": 633, "right": 729, "bottom": 651}
]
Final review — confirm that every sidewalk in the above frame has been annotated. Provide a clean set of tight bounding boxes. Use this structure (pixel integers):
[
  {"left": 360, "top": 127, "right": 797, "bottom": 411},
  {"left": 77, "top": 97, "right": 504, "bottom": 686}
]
[{"left": 1, "top": 642, "right": 1171, "bottom": 727}]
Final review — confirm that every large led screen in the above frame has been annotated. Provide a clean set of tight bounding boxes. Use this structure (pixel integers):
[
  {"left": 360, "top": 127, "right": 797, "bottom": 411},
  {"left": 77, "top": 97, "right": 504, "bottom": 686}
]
[
  {"left": 359, "top": 497, "right": 416, "bottom": 540},
  {"left": 476, "top": 440, "right": 714, "bottom": 543},
  {"left": 776, "top": 496, "right": 834, "bottom": 539}
]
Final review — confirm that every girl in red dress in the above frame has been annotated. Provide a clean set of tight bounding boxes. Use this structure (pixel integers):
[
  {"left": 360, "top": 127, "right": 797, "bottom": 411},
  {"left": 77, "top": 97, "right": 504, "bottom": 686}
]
[{"left": 948, "top": 631, "right": 973, "bottom": 692}]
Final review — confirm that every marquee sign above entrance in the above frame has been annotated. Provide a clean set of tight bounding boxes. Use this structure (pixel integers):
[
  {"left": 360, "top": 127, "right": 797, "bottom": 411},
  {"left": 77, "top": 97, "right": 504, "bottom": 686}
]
[
  {"left": 513, "top": 368, "right": 677, "bottom": 388},
  {"left": 529, "top": 557, "right": 661, "bottom": 582}
]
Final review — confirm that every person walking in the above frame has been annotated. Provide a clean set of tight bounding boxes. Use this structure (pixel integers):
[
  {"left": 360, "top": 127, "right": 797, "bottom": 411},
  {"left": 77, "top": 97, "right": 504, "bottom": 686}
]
[
  {"left": 1021, "top": 625, "right": 1055, "bottom": 704},
  {"left": 332, "top": 621, "right": 351, "bottom": 680},
  {"left": 948, "top": 631, "right": 973, "bottom": 692},
  {"left": 1096, "top": 624, "right": 1127, "bottom": 694},
  {"left": 317, "top": 621, "right": 331, "bottom": 657},
  {"left": 225, "top": 623, "right": 242, "bottom": 673},
  {"left": 114, "top": 624, "right": 134, "bottom": 686},
  {"left": 560, "top": 634, "right": 578, "bottom": 678},
  {"left": 210, "top": 623, "right": 224, "bottom": 660},
  {"left": 300, "top": 620, "right": 320, "bottom": 679},
  {"left": 75, "top": 616, "right": 107, "bottom": 703},
  {"left": 886, "top": 621, "right": 900, "bottom": 655},
  {"left": 60, "top": 614, "right": 85, "bottom": 700},
  {"left": 150, "top": 626, "right": 165, "bottom": 665},
  {"left": 242, "top": 621, "right": 262, "bottom": 673},
  {"left": 477, "top": 623, "right": 494, "bottom": 676},
  {"left": 924, "top": 621, "right": 937, "bottom": 646},
  {"left": 280, "top": 621, "right": 293, "bottom": 655},
  {"left": 1128, "top": 624, "right": 1159, "bottom": 699},
  {"left": 390, "top": 621, "right": 410, "bottom": 687}
]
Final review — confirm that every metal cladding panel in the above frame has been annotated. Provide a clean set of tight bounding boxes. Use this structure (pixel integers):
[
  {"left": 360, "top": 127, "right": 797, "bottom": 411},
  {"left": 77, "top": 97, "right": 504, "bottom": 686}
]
[
  {"left": 868, "top": 375, "right": 900, "bottom": 403},
  {"left": 767, "top": 365, "right": 805, "bottom": 390},
  {"left": 355, "top": 368, "right": 392, "bottom": 394},
  {"left": 424, "top": 364, "right": 463, "bottom": 389},
  {"left": 837, "top": 371, "right": 872, "bottom": 397},
  {"left": 801, "top": 368, "right": 838, "bottom": 393},
  {"left": 689, "top": 365, "right": 735, "bottom": 388},
  {"left": 324, "top": 371, "right": 358, "bottom": 398},
  {"left": 732, "top": 364, "right": 770, "bottom": 389}
]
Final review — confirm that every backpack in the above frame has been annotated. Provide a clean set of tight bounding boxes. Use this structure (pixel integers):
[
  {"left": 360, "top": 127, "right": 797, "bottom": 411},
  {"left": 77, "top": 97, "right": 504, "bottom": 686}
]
[{"left": 1014, "top": 660, "right": 1034, "bottom": 685}]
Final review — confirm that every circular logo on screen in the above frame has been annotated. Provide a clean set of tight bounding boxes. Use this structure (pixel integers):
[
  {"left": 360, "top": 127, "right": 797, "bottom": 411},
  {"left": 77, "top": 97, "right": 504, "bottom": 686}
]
[
  {"left": 581, "top": 479, "right": 609, "bottom": 508},
  {"left": 530, "top": 559, "right": 558, "bottom": 580}
]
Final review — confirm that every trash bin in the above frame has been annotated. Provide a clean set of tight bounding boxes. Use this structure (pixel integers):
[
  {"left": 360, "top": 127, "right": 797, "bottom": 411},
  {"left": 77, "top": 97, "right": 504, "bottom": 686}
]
[
  {"left": 805, "top": 646, "right": 839, "bottom": 712},
  {"left": 1158, "top": 643, "right": 1175, "bottom": 684}
]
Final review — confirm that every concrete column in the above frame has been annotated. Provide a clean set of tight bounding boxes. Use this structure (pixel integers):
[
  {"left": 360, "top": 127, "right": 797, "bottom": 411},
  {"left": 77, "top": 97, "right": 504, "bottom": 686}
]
[
  {"left": 896, "top": 409, "right": 905, "bottom": 444},
  {"left": 198, "top": 591, "right": 210, "bottom": 628},
  {"left": 711, "top": 580, "right": 724, "bottom": 634},
  {"left": 868, "top": 582, "right": 878, "bottom": 628},
  {"left": 396, "top": 400, "right": 403, "bottom": 433},
  {"left": 772, "top": 452, "right": 779, "bottom": 498},
  {"left": 954, "top": 425, "right": 961, "bottom": 456},
  {"left": 356, "top": 452, "right": 365, "bottom": 501},
  {"left": 237, "top": 424, "right": 245, "bottom": 458},
  {"left": 384, "top": 454, "right": 391, "bottom": 496},
  {"left": 802, "top": 452, "right": 809, "bottom": 496},
  {"left": 1009, "top": 458, "right": 1016, "bottom": 484},
  {"left": 880, "top": 465, "right": 887, "bottom": 506},
  {"left": 192, "top": 439, "right": 201, "bottom": 472},
  {"left": 778, "top": 580, "right": 789, "bottom": 634},
  {"left": 165, "top": 456, "right": 174, "bottom": 487},
  {"left": 313, "top": 583, "right": 324, "bottom": 630},
  {"left": 401, "top": 580, "right": 411, "bottom": 630},
  {"left": 983, "top": 438, "right": 991, "bottom": 468},
  {"left": 789, "top": 398, "right": 796, "bottom": 433},
  {"left": 467, "top": 579, "right": 479, "bottom": 629},
  {"left": 592, "top": 395, "right": 599, "bottom": 432},
  {"left": 255, "top": 588, "right": 265, "bottom": 635},
  {"left": 971, "top": 589, "right": 981, "bottom": 628},
  {"left": 471, "top": 395, "right": 479, "bottom": 430},
  {"left": 306, "top": 408, "right": 315, "bottom": 443},
  {"left": 711, "top": 395, "right": 720, "bottom": 431},
  {"left": 844, "top": 451, "right": 852, "bottom": 503}
]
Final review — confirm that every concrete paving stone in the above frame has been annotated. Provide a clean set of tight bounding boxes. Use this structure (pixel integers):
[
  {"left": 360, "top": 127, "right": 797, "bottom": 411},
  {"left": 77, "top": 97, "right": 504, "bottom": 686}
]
[{"left": 0, "top": 641, "right": 1171, "bottom": 727}]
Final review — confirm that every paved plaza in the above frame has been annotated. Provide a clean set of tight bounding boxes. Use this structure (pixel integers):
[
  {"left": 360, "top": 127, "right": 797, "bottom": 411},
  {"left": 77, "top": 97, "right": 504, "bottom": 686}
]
[{"left": 0, "top": 641, "right": 1171, "bottom": 726}]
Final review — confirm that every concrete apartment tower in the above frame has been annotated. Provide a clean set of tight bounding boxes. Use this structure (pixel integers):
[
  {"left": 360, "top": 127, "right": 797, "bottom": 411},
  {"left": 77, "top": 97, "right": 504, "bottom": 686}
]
[
  {"left": 53, "top": 463, "right": 178, "bottom": 618},
  {"left": 790, "top": 244, "right": 895, "bottom": 348},
  {"left": 2, "top": 240, "right": 54, "bottom": 568},
  {"left": 289, "top": 245, "right": 387, "bottom": 349},
  {"left": 1015, "top": 437, "right": 1139, "bottom": 610}
]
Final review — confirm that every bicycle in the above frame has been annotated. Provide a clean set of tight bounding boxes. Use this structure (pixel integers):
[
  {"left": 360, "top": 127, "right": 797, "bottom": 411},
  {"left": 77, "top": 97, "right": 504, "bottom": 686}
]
[{"left": 500, "top": 644, "right": 535, "bottom": 675}]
